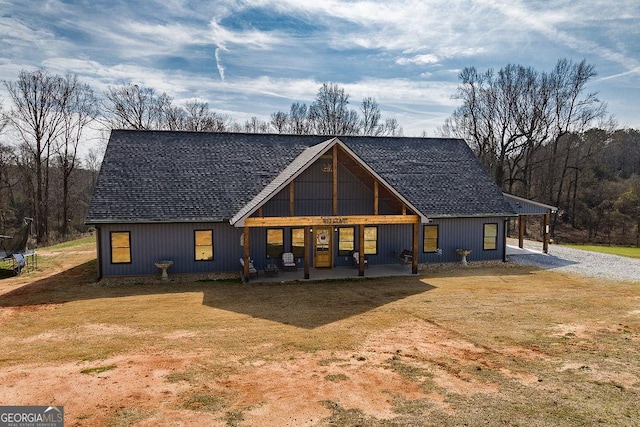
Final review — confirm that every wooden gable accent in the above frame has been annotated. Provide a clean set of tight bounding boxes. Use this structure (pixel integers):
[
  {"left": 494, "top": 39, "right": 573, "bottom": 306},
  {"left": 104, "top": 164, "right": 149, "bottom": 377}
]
[{"left": 251, "top": 143, "right": 416, "bottom": 220}]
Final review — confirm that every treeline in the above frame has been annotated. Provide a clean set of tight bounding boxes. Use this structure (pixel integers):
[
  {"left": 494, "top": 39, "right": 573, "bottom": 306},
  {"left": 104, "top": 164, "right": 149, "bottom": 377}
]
[
  {"left": 443, "top": 59, "right": 640, "bottom": 246},
  {"left": 1, "top": 62, "right": 638, "bottom": 246},
  {"left": 0, "top": 71, "right": 400, "bottom": 244},
  {"left": 102, "top": 81, "right": 402, "bottom": 137}
]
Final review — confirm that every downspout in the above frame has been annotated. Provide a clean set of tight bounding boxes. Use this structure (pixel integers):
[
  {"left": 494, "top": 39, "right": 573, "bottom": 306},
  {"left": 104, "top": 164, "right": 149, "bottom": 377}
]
[
  {"left": 502, "top": 219, "right": 509, "bottom": 262},
  {"left": 95, "top": 226, "right": 103, "bottom": 280}
]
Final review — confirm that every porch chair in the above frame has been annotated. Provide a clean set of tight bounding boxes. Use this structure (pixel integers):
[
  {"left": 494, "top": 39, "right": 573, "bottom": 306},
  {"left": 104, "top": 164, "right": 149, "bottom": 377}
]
[
  {"left": 393, "top": 249, "right": 413, "bottom": 265},
  {"left": 281, "top": 252, "right": 297, "bottom": 271},
  {"left": 239, "top": 257, "right": 259, "bottom": 280},
  {"left": 352, "top": 251, "right": 368, "bottom": 268}
]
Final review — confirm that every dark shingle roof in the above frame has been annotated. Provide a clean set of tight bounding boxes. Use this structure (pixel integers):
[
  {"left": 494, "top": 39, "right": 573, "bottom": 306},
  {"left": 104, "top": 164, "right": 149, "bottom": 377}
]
[
  {"left": 85, "top": 130, "right": 515, "bottom": 224},
  {"left": 340, "top": 136, "right": 515, "bottom": 218}
]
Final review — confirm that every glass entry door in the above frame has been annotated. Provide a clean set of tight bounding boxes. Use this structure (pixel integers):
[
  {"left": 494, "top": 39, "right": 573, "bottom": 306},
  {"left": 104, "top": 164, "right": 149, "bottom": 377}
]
[{"left": 314, "top": 227, "right": 332, "bottom": 268}]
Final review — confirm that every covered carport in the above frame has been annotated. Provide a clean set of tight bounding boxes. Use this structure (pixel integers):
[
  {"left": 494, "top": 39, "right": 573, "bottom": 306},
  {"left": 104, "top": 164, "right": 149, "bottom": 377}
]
[{"left": 503, "top": 193, "right": 558, "bottom": 254}]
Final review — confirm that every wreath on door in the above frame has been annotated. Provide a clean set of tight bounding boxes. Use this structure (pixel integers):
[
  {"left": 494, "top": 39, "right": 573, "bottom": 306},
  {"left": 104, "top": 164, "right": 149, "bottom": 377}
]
[{"left": 317, "top": 230, "right": 329, "bottom": 244}]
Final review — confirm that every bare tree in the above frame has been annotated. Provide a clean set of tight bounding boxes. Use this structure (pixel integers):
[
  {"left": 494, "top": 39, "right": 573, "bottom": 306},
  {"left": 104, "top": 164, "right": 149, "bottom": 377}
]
[
  {"left": 543, "top": 60, "right": 608, "bottom": 210},
  {"left": 360, "top": 97, "right": 382, "bottom": 136},
  {"left": 84, "top": 146, "right": 104, "bottom": 188},
  {"left": 382, "top": 118, "right": 403, "bottom": 137},
  {"left": 0, "top": 143, "right": 16, "bottom": 232},
  {"left": 444, "top": 60, "right": 605, "bottom": 198},
  {"left": 4, "top": 69, "right": 69, "bottom": 243},
  {"left": 0, "top": 101, "right": 7, "bottom": 134},
  {"left": 164, "top": 104, "right": 187, "bottom": 131},
  {"left": 0, "top": 101, "right": 17, "bottom": 232},
  {"left": 443, "top": 65, "right": 542, "bottom": 188},
  {"left": 309, "top": 83, "right": 359, "bottom": 135},
  {"left": 288, "top": 102, "right": 310, "bottom": 135},
  {"left": 165, "top": 100, "right": 229, "bottom": 132},
  {"left": 270, "top": 111, "right": 288, "bottom": 133},
  {"left": 183, "top": 100, "right": 228, "bottom": 132},
  {"left": 243, "top": 116, "right": 269, "bottom": 133},
  {"left": 103, "top": 84, "right": 173, "bottom": 130},
  {"left": 274, "top": 85, "right": 400, "bottom": 137},
  {"left": 55, "top": 74, "right": 98, "bottom": 236}
]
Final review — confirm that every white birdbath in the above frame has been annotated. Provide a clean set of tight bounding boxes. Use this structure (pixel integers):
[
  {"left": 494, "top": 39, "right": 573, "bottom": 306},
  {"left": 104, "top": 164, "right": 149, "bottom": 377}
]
[
  {"left": 456, "top": 249, "right": 472, "bottom": 266},
  {"left": 154, "top": 260, "right": 173, "bottom": 281}
]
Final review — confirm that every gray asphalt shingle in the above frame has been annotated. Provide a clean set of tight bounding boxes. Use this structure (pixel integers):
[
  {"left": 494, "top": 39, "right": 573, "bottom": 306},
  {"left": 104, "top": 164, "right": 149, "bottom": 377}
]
[{"left": 85, "top": 130, "right": 515, "bottom": 224}]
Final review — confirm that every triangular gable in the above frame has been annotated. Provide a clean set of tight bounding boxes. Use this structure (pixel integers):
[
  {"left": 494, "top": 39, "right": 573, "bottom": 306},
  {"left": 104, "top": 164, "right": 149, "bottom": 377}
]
[
  {"left": 230, "top": 137, "right": 428, "bottom": 226},
  {"left": 230, "top": 138, "right": 337, "bottom": 225}
]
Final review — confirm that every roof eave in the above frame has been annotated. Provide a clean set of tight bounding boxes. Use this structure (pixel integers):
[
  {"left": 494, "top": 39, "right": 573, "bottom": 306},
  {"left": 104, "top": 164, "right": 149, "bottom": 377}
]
[
  {"left": 503, "top": 193, "right": 558, "bottom": 213},
  {"left": 427, "top": 212, "right": 518, "bottom": 219},
  {"left": 85, "top": 218, "right": 228, "bottom": 225}
]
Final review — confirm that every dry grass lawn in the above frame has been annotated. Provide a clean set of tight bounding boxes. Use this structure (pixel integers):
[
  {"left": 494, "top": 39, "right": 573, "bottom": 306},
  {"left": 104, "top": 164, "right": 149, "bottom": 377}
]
[{"left": 0, "top": 238, "right": 639, "bottom": 426}]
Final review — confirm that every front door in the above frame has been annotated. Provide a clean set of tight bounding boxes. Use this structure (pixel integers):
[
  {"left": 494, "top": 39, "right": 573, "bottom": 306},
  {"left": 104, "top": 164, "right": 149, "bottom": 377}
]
[{"left": 314, "top": 227, "right": 332, "bottom": 268}]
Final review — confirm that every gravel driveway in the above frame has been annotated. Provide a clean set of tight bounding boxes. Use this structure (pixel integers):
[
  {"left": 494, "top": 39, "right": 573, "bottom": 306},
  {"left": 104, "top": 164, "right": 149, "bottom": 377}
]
[{"left": 506, "top": 239, "right": 640, "bottom": 283}]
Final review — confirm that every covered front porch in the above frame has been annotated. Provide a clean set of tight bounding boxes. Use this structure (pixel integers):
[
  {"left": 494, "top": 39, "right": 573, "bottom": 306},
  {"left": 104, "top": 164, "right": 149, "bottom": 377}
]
[
  {"left": 243, "top": 262, "right": 417, "bottom": 283},
  {"left": 239, "top": 215, "right": 422, "bottom": 281},
  {"left": 232, "top": 139, "right": 428, "bottom": 281}
]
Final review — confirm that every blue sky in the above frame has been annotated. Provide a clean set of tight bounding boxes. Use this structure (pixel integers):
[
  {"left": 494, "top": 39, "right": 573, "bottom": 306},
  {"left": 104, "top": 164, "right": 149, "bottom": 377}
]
[{"left": 1, "top": 0, "right": 639, "bottom": 139}]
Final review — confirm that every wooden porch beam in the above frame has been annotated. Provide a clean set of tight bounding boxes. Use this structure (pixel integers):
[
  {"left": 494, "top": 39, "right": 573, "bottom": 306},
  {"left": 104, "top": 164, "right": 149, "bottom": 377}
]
[{"left": 244, "top": 214, "right": 420, "bottom": 227}]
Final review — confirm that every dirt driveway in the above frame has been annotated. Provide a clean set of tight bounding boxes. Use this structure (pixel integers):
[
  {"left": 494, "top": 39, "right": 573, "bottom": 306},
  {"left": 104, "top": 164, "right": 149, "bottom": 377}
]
[{"left": 1, "top": 240, "right": 639, "bottom": 426}]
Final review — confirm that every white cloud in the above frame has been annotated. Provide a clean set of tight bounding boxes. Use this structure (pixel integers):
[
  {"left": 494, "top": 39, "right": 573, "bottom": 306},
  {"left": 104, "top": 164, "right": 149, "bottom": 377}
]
[
  {"left": 208, "top": 16, "right": 283, "bottom": 51},
  {"left": 477, "top": 0, "right": 640, "bottom": 74},
  {"left": 1, "top": 0, "right": 639, "bottom": 137},
  {"left": 396, "top": 54, "right": 440, "bottom": 66},
  {"left": 124, "top": 21, "right": 208, "bottom": 48}
]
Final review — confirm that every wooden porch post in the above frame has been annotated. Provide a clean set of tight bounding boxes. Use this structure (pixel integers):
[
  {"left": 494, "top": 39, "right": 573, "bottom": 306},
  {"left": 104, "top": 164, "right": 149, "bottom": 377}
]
[
  {"left": 358, "top": 225, "right": 365, "bottom": 277},
  {"left": 304, "top": 226, "right": 310, "bottom": 279},
  {"left": 333, "top": 145, "right": 338, "bottom": 216},
  {"left": 374, "top": 181, "right": 379, "bottom": 215},
  {"left": 412, "top": 220, "right": 419, "bottom": 274},
  {"left": 543, "top": 213, "right": 550, "bottom": 254},
  {"left": 243, "top": 224, "right": 250, "bottom": 281},
  {"left": 518, "top": 215, "right": 525, "bottom": 249}
]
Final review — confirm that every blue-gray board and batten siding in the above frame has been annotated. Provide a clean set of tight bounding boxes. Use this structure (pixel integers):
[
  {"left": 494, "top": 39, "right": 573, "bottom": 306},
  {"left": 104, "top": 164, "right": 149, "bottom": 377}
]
[
  {"left": 96, "top": 217, "right": 509, "bottom": 277},
  {"left": 97, "top": 222, "right": 241, "bottom": 277}
]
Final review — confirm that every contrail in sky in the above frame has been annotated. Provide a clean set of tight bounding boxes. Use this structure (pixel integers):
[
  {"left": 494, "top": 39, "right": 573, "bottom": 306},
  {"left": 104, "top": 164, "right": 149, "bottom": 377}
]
[{"left": 215, "top": 47, "right": 225, "bottom": 81}]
